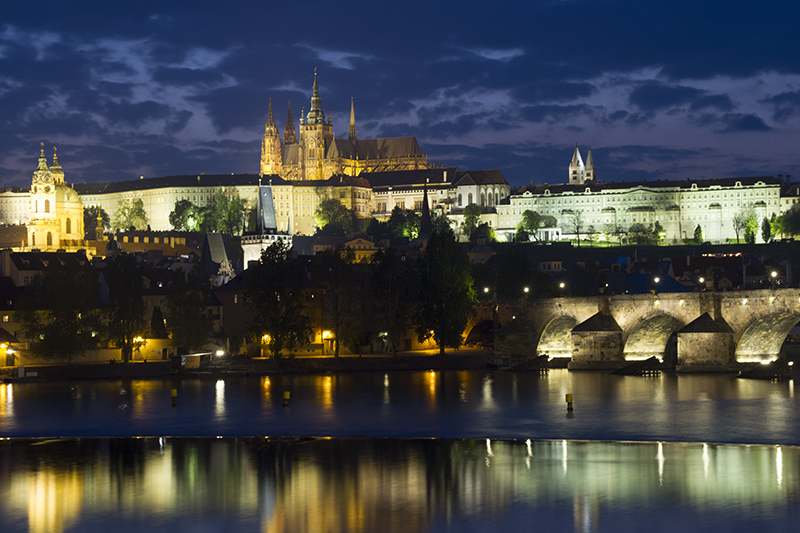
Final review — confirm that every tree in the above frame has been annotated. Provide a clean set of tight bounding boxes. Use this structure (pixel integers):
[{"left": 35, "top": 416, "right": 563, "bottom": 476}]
[
  {"left": 105, "top": 254, "right": 147, "bottom": 363},
  {"left": 84, "top": 206, "right": 111, "bottom": 239},
  {"left": 603, "top": 222, "right": 626, "bottom": 246},
  {"left": 221, "top": 195, "right": 247, "bottom": 235},
  {"left": 312, "top": 247, "right": 362, "bottom": 357},
  {"left": 567, "top": 210, "right": 584, "bottom": 246},
  {"left": 415, "top": 230, "right": 477, "bottom": 355},
  {"left": 115, "top": 198, "right": 149, "bottom": 231},
  {"left": 169, "top": 199, "right": 196, "bottom": 231},
  {"left": 744, "top": 213, "right": 758, "bottom": 244},
  {"left": 150, "top": 305, "right": 168, "bottom": 338},
  {"left": 461, "top": 204, "right": 481, "bottom": 239},
  {"left": 518, "top": 210, "right": 542, "bottom": 240},
  {"left": 16, "top": 266, "right": 103, "bottom": 364},
  {"left": 474, "top": 222, "right": 497, "bottom": 242},
  {"left": 653, "top": 221, "right": 665, "bottom": 243},
  {"left": 165, "top": 270, "right": 214, "bottom": 353},
  {"left": 315, "top": 198, "right": 357, "bottom": 234},
  {"left": 628, "top": 223, "right": 655, "bottom": 246},
  {"left": 514, "top": 227, "right": 530, "bottom": 243},
  {"left": 732, "top": 210, "right": 748, "bottom": 244},
  {"left": 430, "top": 211, "right": 453, "bottom": 235},
  {"left": 694, "top": 224, "right": 704, "bottom": 245},
  {"left": 371, "top": 249, "right": 419, "bottom": 356},
  {"left": 761, "top": 216, "right": 772, "bottom": 243},
  {"left": 245, "top": 240, "right": 312, "bottom": 358}
]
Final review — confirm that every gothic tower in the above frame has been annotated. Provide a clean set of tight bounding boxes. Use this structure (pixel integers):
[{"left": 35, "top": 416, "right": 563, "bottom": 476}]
[
  {"left": 283, "top": 101, "right": 297, "bottom": 145},
  {"left": 585, "top": 146, "right": 596, "bottom": 182},
  {"left": 569, "top": 144, "right": 585, "bottom": 185},
  {"left": 260, "top": 97, "right": 282, "bottom": 175},
  {"left": 299, "top": 70, "right": 334, "bottom": 180},
  {"left": 349, "top": 97, "right": 357, "bottom": 142}
]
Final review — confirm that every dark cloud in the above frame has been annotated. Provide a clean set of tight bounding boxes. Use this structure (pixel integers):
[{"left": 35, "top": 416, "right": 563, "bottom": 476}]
[
  {"left": 629, "top": 82, "right": 705, "bottom": 112},
  {"left": 510, "top": 81, "right": 595, "bottom": 104},
  {"left": 105, "top": 101, "right": 172, "bottom": 127},
  {"left": 718, "top": 113, "right": 771, "bottom": 133},
  {"left": 690, "top": 94, "right": 735, "bottom": 112},
  {"left": 761, "top": 90, "right": 800, "bottom": 122},
  {"left": 521, "top": 104, "right": 594, "bottom": 123}
]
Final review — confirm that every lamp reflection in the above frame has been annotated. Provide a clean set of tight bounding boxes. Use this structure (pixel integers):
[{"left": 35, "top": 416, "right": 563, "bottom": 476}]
[
  {"left": 0, "top": 383, "right": 12, "bottom": 417},
  {"left": 215, "top": 380, "right": 225, "bottom": 417},
  {"left": 261, "top": 376, "right": 272, "bottom": 404}
]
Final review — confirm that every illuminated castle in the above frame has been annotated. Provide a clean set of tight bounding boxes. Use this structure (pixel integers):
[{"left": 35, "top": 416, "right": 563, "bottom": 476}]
[
  {"left": 27, "top": 144, "right": 85, "bottom": 252},
  {"left": 260, "top": 72, "right": 430, "bottom": 180}
]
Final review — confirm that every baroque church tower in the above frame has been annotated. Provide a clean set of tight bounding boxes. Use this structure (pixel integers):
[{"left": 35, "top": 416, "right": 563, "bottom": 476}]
[{"left": 28, "top": 144, "right": 84, "bottom": 252}]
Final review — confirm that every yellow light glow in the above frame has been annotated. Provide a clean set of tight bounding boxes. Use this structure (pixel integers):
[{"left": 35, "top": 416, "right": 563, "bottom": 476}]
[{"left": 322, "top": 330, "right": 332, "bottom": 339}]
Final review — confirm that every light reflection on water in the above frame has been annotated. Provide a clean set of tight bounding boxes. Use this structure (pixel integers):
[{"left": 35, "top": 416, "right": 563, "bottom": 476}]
[
  {"left": 1, "top": 437, "right": 799, "bottom": 533},
  {"left": 1, "top": 370, "right": 799, "bottom": 445}
]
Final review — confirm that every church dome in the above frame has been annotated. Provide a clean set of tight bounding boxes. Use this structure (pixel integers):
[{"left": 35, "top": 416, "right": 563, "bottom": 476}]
[
  {"left": 55, "top": 183, "right": 81, "bottom": 205},
  {"left": 105, "top": 237, "right": 121, "bottom": 254}
]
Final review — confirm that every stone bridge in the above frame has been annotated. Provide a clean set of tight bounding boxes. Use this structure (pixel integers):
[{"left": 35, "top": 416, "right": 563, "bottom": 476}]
[{"left": 468, "top": 289, "right": 800, "bottom": 371}]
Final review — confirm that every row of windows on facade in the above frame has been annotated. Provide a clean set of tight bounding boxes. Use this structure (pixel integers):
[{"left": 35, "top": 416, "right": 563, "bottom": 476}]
[{"left": 457, "top": 191, "right": 505, "bottom": 207}]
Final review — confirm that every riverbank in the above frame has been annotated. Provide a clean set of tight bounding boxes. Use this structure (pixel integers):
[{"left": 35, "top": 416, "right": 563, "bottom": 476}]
[{"left": 1, "top": 349, "right": 495, "bottom": 382}]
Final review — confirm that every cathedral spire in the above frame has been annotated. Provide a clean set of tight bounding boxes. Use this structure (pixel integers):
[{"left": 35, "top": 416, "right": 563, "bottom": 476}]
[
  {"left": 266, "top": 97, "right": 276, "bottom": 126},
  {"left": 284, "top": 100, "right": 297, "bottom": 145},
  {"left": 307, "top": 69, "right": 325, "bottom": 124},
  {"left": 585, "top": 146, "right": 595, "bottom": 182},
  {"left": 348, "top": 97, "right": 357, "bottom": 142},
  {"left": 568, "top": 143, "right": 585, "bottom": 185}
]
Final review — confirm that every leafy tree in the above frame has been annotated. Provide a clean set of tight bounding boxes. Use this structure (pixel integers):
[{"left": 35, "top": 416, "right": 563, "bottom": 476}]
[
  {"left": 744, "top": 213, "right": 758, "bottom": 244},
  {"left": 312, "top": 247, "right": 362, "bottom": 357},
  {"left": 221, "top": 195, "right": 247, "bottom": 235},
  {"left": 245, "top": 240, "right": 312, "bottom": 358},
  {"left": 105, "top": 254, "right": 147, "bottom": 363},
  {"left": 514, "top": 227, "right": 530, "bottom": 243},
  {"left": 370, "top": 249, "right": 419, "bottom": 356},
  {"left": 114, "top": 198, "right": 149, "bottom": 231},
  {"left": 694, "top": 224, "right": 704, "bottom": 245},
  {"left": 461, "top": 204, "right": 481, "bottom": 239},
  {"left": 165, "top": 270, "right": 214, "bottom": 352},
  {"left": 84, "top": 206, "right": 111, "bottom": 239},
  {"left": 415, "top": 230, "right": 476, "bottom": 355},
  {"left": 16, "top": 266, "right": 103, "bottom": 364},
  {"left": 585, "top": 225, "right": 597, "bottom": 246},
  {"left": 762, "top": 216, "right": 772, "bottom": 243},
  {"left": 315, "top": 198, "right": 357, "bottom": 234},
  {"left": 386, "top": 206, "right": 420, "bottom": 240},
  {"left": 150, "top": 305, "right": 168, "bottom": 338},
  {"left": 473, "top": 222, "right": 497, "bottom": 242},
  {"left": 653, "top": 221, "right": 665, "bottom": 243},
  {"left": 518, "top": 210, "right": 542, "bottom": 240},
  {"left": 169, "top": 199, "right": 196, "bottom": 231},
  {"left": 603, "top": 222, "right": 626, "bottom": 246},
  {"left": 430, "top": 211, "right": 453, "bottom": 235},
  {"left": 627, "top": 223, "right": 655, "bottom": 246}
]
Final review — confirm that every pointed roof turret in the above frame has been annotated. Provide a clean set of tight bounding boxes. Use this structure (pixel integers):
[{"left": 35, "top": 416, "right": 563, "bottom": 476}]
[
  {"left": 419, "top": 180, "right": 432, "bottom": 237},
  {"left": 585, "top": 145, "right": 594, "bottom": 167},
  {"left": 50, "top": 146, "right": 64, "bottom": 184},
  {"left": 306, "top": 69, "right": 326, "bottom": 124},
  {"left": 348, "top": 97, "right": 357, "bottom": 142},
  {"left": 284, "top": 100, "right": 297, "bottom": 145},
  {"left": 570, "top": 143, "right": 583, "bottom": 166},
  {"left": 36, "top": 142, "right": 48, "bottom": 172},
  {"left": 266, "top": 97, "right": 276, "bottom": 126},
  {"left": 32, "top": 142, "right": 51, "bottom": 185}
]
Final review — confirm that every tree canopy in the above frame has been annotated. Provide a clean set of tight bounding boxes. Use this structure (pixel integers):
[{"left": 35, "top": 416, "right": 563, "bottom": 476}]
[
  {"left": 315, "top": 198, "right": 358, "bottom": 235},
  {"left": 114, "top": 199, "right": 149, "bottom": 231},
  {"left": 245, "top": 240, "right": 312, "bottom": 358}
]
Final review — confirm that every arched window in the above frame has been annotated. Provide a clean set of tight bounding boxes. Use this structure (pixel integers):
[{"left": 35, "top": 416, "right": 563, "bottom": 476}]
[
  {"left": 481, "top": 193, "right": 485, "bottom": 206},
  {"left": 65, "top": 218, "right": 71, "bottom": 234},
  {"left": 495, "top": 192, "right": 499, "bottom": 205},
  {"left": 44, "top": 199, "right": 50, "bottom": 213},
  {"left": 468, "top": 193, "right": 473, "bottom": 205},
  {"left": 46, "top": 232, "right": 52, "bottom": 246},
  {"left": 458, "top": 194, "right": 462, "bottom": 207},
  {"left": 31, "top": 233, "right": 35, "bottom": 246}
]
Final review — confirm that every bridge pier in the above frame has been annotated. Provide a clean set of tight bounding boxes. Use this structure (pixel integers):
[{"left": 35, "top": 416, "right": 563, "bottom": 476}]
[
  {"left": 568, "top": 312, "right": 626, "bottom": 370},
  {"left": 675, "top": 312, "right": 737, "bottom": 372}
]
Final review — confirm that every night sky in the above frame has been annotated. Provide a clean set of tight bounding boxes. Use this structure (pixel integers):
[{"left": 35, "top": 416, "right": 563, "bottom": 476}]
[{"left": 1, "top": 1, "right": 798, "bottom": 188}]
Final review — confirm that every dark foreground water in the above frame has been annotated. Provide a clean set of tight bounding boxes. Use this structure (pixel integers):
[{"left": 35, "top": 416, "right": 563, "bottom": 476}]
[
  {"left": 0, "top": 437, "right": 797, "bottom": 532},
  {"left": 1, "top": 369, "right": 799, "bottom": 531}
]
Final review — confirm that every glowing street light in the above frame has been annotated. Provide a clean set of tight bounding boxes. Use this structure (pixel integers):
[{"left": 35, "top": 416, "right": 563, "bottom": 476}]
[{"left": 524, "top": 287, "right": 529, "bottom": 293}]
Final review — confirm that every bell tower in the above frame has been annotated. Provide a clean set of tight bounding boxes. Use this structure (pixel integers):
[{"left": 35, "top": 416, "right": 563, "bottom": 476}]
[{"left": 299, "top": 70, "right": 333, "bottom": 180}]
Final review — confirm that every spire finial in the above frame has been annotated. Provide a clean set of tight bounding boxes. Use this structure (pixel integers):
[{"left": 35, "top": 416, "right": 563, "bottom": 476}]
[
  {"left": 267, "top": 97, "right": 275, "bottom": 126},
  {"left": 349, "top": 97, "right": 357, "bottom": 142},
  {"left": 40, "top": 142, "right": 44, "bottom": 157},
  {"left": 53, "top": 145, "right": 58, "bottom": 163}
]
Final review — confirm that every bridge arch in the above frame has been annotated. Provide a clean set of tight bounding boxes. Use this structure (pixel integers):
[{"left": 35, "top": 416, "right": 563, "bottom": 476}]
[
  {"left": 537, "top": 314, "right": 579, "bottom": 359},
  {"left": 735, "top": 311, "right": 800, "bottom": 363},
  {"left": 623, "top": 313, "right": 683, "bottom": 361}
]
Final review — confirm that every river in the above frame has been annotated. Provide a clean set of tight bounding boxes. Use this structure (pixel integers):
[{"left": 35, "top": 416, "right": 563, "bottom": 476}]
[{"left": 0, "top": 369, "right": 798, "bottom": 532}]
